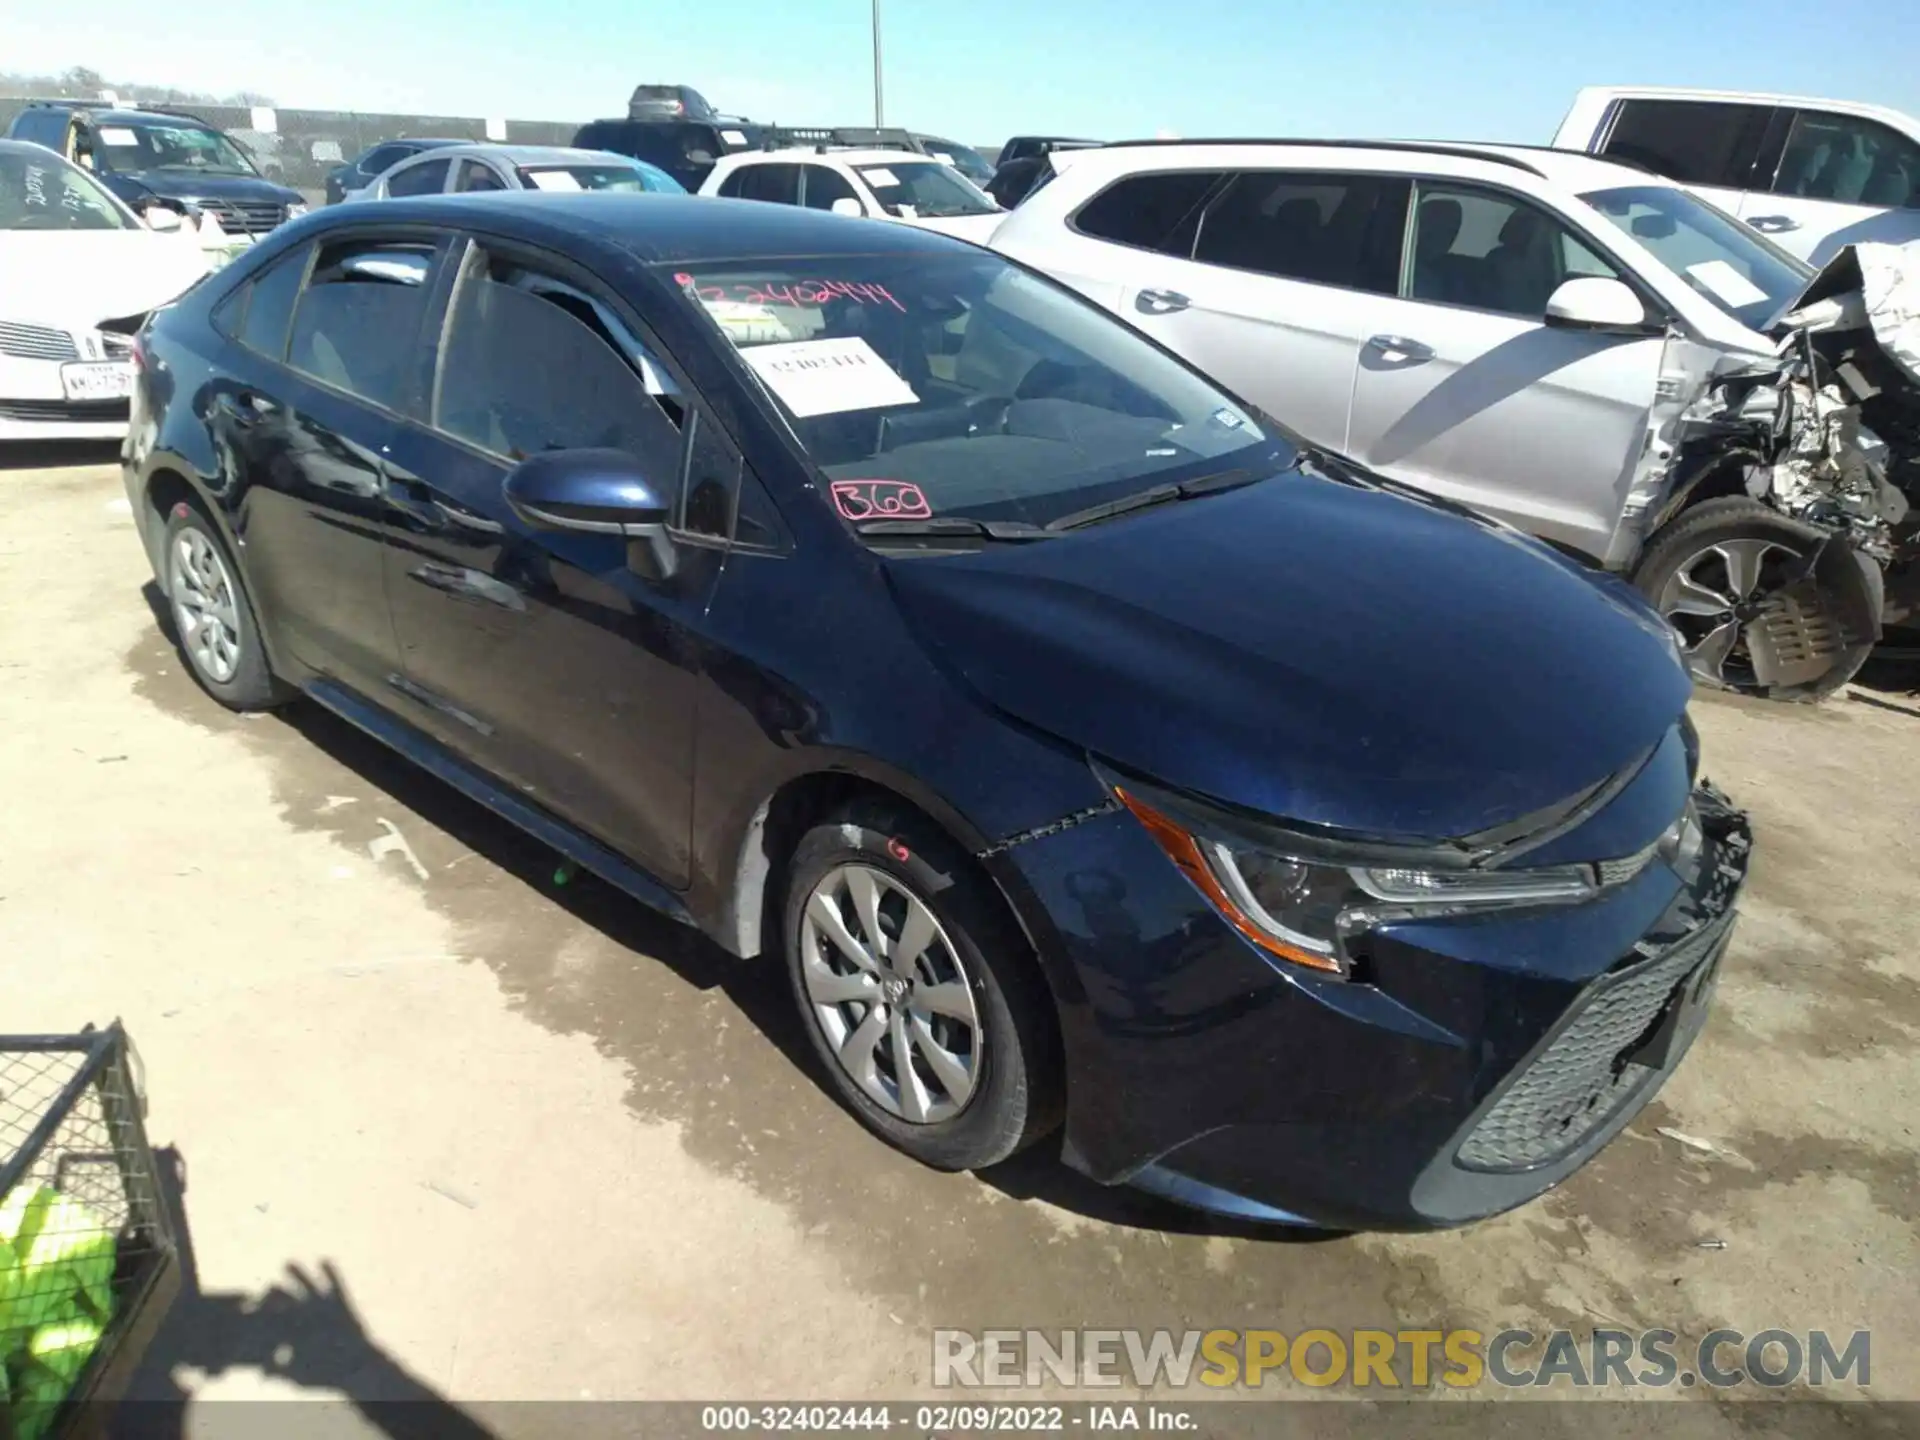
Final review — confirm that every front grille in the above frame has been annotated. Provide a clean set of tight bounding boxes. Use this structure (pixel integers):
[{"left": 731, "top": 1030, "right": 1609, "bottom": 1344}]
[
  {"left": 1455, "top": 914, "right": 1733, "bottom": 1172},
  {"left": 0, "top": 398, "right": 131, "bottom": 423},
  {"left": 194, "top": 198, "right": 286, "bottom": 237},
  {"left": 0, "top": 321, "right": 80, "bottom": 362}
]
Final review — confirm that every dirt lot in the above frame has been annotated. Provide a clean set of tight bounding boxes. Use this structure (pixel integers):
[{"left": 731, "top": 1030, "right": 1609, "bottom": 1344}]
[{"left": 1, "top": 450, "right": 1915, "bottom": 1435}]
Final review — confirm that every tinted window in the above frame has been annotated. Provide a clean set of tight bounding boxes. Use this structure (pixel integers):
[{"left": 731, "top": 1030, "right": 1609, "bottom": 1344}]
[
  {"left": 455, "top": 159, "right": 507, "bottom": 192},
  {"left": 1408, "top": 184, "right": 1618, "bottom": 318},
  {"left": 1193, "top": 171, "right": 1408, "bottom": 293},
  {"left": 360, "top": 144, "right": 406, "bottom": 174},
  {"left": 1601, "top": 99, "right": 1771, "bottom": 188},
  {"left": 235, "top": 245, "right": 311, "bottom": 358},
  {"left": 434, "top": 260, "right": 683, "bottom": 470},
  {"left": 1772, "top": 110, "right": 1920, "bottom": 209},
  {"left": 801, "top": 164, "right": 858, "bottom": 210},
  {"left": 1074, "top": 171, "right": 1224, "bottom": 255},
  {"left": 721, "top": 163, "right": 800, "bottom": 204},
  {"left": 287, "top": 240, "right": 435, "bottom": 409},
  {"left": 386, "top": 158, "right": 449, "bottom": 196}
]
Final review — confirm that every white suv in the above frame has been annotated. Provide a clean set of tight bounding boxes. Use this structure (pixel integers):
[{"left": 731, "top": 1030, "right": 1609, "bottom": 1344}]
[
  {"left": 992, "top": 140, "right": 1919, "bottom": 699},
  {"left": 698, "top": 148, "right": 1006, "bottom": 245}
]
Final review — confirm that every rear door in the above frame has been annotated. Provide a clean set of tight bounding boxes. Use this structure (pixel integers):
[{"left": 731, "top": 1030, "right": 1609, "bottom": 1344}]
[
  {"left": 220, "top": 230, "right": 446, "bottom": 692},
  {"left": 1108, "top": 168, "right": 1408, "bottom": 455},
  {"left": 452, "top": 158, "right": 510, "bottom": 193},
  {"left": 717, "top": 162, "right": 801, "bottom": 207},
  {"left": 382, "top": 155, "right": 454, "bottom": 198},
  {"left": 1739, "top": 106, "right": 1920, "bottom": 262},
  {"left": 377, "top": 238, "right": 730, "bottom": 884},
  {"left": 1592, "top": 97, "right": 1773, "bottom": 221},
  {"left": 1343, "top": 181, "right": 1665, "bottom": 558}
]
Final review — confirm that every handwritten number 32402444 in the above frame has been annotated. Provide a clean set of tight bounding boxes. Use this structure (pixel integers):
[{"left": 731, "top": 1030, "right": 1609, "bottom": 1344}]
[{"left": 676, "top": 275, "right": 907, "bottom": 313}]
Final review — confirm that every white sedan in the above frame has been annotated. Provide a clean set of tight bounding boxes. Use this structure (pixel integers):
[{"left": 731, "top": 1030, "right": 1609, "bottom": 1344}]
[
  {"left": 0, "top": 140, "right": 211, "bottom": 441},
  {"left": 698, "top": 148, "right": 1007, "bottom": 245}
]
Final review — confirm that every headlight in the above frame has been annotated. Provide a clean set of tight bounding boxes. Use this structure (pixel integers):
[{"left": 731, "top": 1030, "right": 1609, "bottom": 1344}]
[
  {"left": 285, "top": 202, "right": 310, "bottom": 219},
  {"left": 1115, "top": 787, "right": 1602, "bottom": 976}
]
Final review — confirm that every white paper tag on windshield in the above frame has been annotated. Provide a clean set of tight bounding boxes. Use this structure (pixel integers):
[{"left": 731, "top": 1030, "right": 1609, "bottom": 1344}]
[
  {"left": 1686, "top": 259, "right": 1768, "bottom": 308},
  {"left": 864, "top": 167, "right": 899, "bottom": 188},
  {"left": 743, "top": 337, "right": 919, "bottom": 417},
  {"left": 527, "top": 170, "right": 583, "bottom": 191},
  {"left": 933, "top": 153, "right": 955, "bottom": 166},
  {"left": 99, "top": 127, "right": 139, "bottom": 145},
  {"left": 722, "top": 129, "right": 748, "bottom": 146}
]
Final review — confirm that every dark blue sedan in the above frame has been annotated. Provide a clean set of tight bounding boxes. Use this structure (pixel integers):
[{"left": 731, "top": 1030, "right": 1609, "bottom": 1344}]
[{"left": 121, "top": 193, "right": 1751, "bottom": 1229}]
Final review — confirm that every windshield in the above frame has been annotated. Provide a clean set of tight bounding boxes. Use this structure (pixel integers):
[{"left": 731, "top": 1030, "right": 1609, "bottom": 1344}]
[
  {"left": 854, "top": 161, "right": 998, "bottom": 218},
  {"left": 93, "top": 120, "right": 258, "bottom": 177},
  {"left": 672, "top": 251, "right": 1285, "bottom": 531},
  {"left": 0, "top": 149, "right": 136, "bottom": 230},
  {"left": 1579, "top": 184, "right": 1812, "bottom": 330},
  {"left": 518, "top": 162, "right": 686, "bottom": 194},
  {"left": 920, "top": 140, "right": 994, "bottom": 187}
]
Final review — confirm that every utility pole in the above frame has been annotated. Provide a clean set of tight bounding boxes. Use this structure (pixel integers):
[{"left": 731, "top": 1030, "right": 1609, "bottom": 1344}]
[{"left": 871, "top": 0, "right": 885, "bottom": 127}]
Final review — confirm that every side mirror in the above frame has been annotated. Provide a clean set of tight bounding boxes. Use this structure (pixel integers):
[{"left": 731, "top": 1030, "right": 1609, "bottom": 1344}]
[
  {"left": 830, "top": 197, "right": 865, "bottom": 218},
  {"left": 1544, "top": 277, "right": 1661, "bottom": 335},
  {"left": 503, "top": 448, "right": 679, "bottom": 580},
  {"left": 144, "top": 206, "right": 184, "bottom": 232}
]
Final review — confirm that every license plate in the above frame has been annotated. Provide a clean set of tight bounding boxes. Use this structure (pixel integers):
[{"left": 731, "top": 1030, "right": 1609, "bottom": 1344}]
[{"left": 60, "top": 361, "right": 134, "bottom": 402}]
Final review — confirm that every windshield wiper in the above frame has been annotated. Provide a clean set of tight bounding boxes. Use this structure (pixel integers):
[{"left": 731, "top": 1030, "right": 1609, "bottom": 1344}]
[
  {"left": 855, "top": 516, "right": 1054, "bottom": 541},
  {"left": 1044, "top": 467, "right": 1260, "bottom": 532}
]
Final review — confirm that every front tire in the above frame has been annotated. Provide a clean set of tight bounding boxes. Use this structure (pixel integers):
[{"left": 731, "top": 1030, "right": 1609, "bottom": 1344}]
[
  {"left": 781, "top": 804, "right": 1062, "bottom": 1171},
  {"left": 162, "top": 502, "right": 289, "bottom": 711}
]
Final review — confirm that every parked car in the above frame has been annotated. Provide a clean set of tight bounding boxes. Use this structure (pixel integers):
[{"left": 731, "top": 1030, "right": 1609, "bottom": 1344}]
[
  {"left": 912, "top": 134, "right": 995, "bottom": 187},
  {"left": 997, "top": 135, "right": 1101, "bottom": 166},
  {"left": 360, "top": 144, "right": 686, "bottom": 200},
  {"left": 1553, "top": 86, "right": 1920, "bottom": 264},
  {"left": 628, "top": 84, "right": 722, "bottom": 122},
  {"left": 122, "top": 191, "right": 1748, "bottom": 1230},
  {"left": 992, "top": 138, "right": 1920, "bottom": 700},
  {"left": 5, "top": 102, "right": 307, "bottom": 246},
  {"left": 699, "top": 149, "right": 1004, "bottom": 244},
  {"left": 325, "top": 138, "right": 466, "bottom": 205},
  {"left": 985, "top": 152, "right": 1056, "bottom": 210},
  {"left": 571, "top": 117, "right": 760, "bottom": 192},
  {"left": 0, "top": 141, "right": 210, "bottom": 441}
]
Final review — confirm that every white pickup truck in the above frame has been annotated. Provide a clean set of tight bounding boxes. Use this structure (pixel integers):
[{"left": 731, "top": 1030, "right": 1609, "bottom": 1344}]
[{"left": 1553, "top": 86, "right": 1920, "bottom": 265}]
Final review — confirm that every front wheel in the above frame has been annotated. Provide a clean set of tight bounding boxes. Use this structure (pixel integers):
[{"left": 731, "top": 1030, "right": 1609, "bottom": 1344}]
[
  {"left": 1633, "top": 497, "right": 1882, "bottom": 702},
  {"left": 781, "top": 805, "right": 1062, "bottom": 1171}
]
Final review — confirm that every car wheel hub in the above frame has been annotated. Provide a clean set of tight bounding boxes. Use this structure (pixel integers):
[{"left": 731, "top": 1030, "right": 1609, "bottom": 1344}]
[
  {"left": 169, "top": 528, "right": 243, "bottom": 685},
  {"left": 799, "top": 862, "right": 983, "bottom": 1125},
  {"left": 1656, "top": 537, "right": 1799, "bottom": 688}
]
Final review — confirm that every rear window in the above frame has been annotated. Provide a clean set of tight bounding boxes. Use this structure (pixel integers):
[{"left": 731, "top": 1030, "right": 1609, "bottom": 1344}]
[
  {"left": 1600, "top": 99, "right": 1772, "bottom": 189},
  {"left": 287, "top": 241, "right": 434, "bottom": 411},
  {"left": 671, "top": 251, "right": 1281, "bottom": 532},
  {"left": 1192, "top": 171, "right": 1408, "bottom": 294},
  {"left": 1073, "top": 171, "right": 1224, "bottom": 255}
]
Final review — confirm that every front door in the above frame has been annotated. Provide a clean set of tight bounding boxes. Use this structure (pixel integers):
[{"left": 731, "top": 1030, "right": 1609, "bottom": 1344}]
[
  {"left": 379, "top": 240, "right": 723, "bottom": 886},
  {"left": 1344, "top": 183, "right": 1665, "bottom": 560}
]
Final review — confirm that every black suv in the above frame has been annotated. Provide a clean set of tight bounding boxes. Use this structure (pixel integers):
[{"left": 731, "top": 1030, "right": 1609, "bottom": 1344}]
[
  {"left": 6, "top": 102, "right": 306, "bottom": 237},
  {"left": 571, "top": 117, "right": 762, "bottom": 192}
]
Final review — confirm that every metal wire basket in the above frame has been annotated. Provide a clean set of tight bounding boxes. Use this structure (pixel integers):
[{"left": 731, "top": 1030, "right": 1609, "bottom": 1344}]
[{"left": 1, "top": 1024, "right": 180, "bottom": 1440}]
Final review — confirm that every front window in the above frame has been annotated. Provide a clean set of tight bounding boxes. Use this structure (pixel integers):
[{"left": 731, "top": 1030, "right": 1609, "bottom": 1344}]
[
  {"left": 93, "top": 121, "right": 257, "bottom": 177},
  {"left": 517, "top": 163, "right": 682, "bottom": 194},
  {"left": 1580, "top": 184, "right": 1811, "bottom": 329},
  {"left": 920, "top": 140, "right": 995, "bottom": 187},
  {"left": 853, "top": 161, "right": 998, "bottom": 218},
  {"left": 672, "top": 251, "right": 1285, "bottom": 532},
  {"left": 0, "top": 148, "right": 136, "bottom": 230}
]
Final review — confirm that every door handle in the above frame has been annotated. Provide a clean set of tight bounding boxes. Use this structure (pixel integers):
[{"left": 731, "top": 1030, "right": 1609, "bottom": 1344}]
[
  {"left": 1365, "top": 334, "right": 1435, "bottom": 363},
  {"left": 380, "top": 469, "right": 504, "bottom": 535},
  {"left": 215, "top": 390, "right": 275, "bottom": 426},
  {"left": 1134, "top": 288, "right": 1190, "bottom": 316},
  {"left": 1747, "top": 215, "right": 1801, "bottom": 233}
]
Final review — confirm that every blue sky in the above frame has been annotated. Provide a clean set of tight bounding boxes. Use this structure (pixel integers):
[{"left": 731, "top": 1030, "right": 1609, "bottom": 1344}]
[{"left": 15, "top": 0, "right": 1920, "bottom": 144}]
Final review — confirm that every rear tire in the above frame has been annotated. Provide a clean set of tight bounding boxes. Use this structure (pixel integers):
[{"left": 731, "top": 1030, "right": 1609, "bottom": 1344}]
[
  {"left": 1633, "top": 497, "right": 1880, "bottom": 701},
  {"left": 781, "top": 803, "right": 1062, "bottom": 1171},
  {"left": 161, "top": 501, "right": 290, "bottom": 712}
]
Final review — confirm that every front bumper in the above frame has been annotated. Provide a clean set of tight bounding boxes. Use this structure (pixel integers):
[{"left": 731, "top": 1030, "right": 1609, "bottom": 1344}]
[{"left": 994, "top": 781, "right": 1751, "bottom": 1231}]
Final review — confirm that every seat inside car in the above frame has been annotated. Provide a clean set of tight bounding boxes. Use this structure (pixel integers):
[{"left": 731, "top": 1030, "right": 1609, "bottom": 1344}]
[{"left": 1411, "top": 196, "right": 1474, "bottom": 304}]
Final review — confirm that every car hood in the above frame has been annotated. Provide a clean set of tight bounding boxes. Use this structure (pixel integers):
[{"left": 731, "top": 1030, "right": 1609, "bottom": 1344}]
[
  {"left": 883, "top": 468, "right": 1690, "bottom": 842},
  {"left": 898, "top": 212, "right": 1005, "bottom": 245},
  {"left": 0, "top": 232, "right": 212, "bottom": 328},
  {"left": 106, "top": 170, "right": 303, "bottom": 206}
]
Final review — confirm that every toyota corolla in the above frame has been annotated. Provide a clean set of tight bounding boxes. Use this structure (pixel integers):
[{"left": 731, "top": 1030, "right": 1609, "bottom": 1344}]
[{"left": 122, "top": 193, "right": 1750, "bottom": 1229}]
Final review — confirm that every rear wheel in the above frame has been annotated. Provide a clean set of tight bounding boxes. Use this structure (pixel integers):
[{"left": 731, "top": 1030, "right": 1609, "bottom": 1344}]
[
  {"left": 781, "top": 803, "right": 1062, "bottom": 1171},
  {"left": 1633, "top": 497, "right": 1881, "bottom": 701},
  {"left": 162, "top": 502, "right": 289, "bottom": 711}
]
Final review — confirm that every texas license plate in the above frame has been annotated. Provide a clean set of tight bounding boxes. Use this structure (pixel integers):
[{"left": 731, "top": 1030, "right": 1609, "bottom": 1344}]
[{"left": 60, "top": 361, "right": 134, "bottom": 402}]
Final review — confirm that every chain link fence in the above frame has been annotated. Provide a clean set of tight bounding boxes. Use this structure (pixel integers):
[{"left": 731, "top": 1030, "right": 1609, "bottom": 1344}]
[{"left": 0, "top": 96, "right": 582, "bottom": 204}]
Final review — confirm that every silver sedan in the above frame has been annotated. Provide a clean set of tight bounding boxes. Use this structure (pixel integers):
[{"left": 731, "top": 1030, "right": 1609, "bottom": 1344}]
[{"left": 357, "top": 144, "right": 687, "bottom": 200}]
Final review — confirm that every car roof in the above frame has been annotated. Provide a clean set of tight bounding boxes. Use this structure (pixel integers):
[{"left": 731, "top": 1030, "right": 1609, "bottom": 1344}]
[
  {"left": 412, "top": 143, "right": 640, "bottom": 164},
  {"left": 1054, "top": 138, "right": 1666, "bottom": 192},
  {"left": 726, "top": 148, "right": 925, "bottom": 167},
  {"left": 339, "top": 191, "right": 973, "bottom": 264}
]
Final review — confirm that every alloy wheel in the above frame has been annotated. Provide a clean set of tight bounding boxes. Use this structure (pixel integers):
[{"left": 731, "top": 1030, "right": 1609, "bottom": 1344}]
[
  {"left": 1656, "top": 537, "right": 1801, "bottom": 689},
  {"left": 169, "top": 528, "right": 243, "bottom": 685},
  {"left": 799, "top": 863, "right": 983, "bottom": 1124}
]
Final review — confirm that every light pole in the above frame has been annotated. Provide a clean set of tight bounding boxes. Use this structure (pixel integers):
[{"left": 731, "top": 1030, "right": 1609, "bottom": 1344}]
[{"left": 871, "top": 0, "right": 885, "bottom": 127}]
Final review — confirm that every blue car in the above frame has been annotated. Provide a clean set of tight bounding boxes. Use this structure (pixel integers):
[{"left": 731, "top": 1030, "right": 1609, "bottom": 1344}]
[{"left": 122, "top": 193, "right": 1751, "bottom": 1229}]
